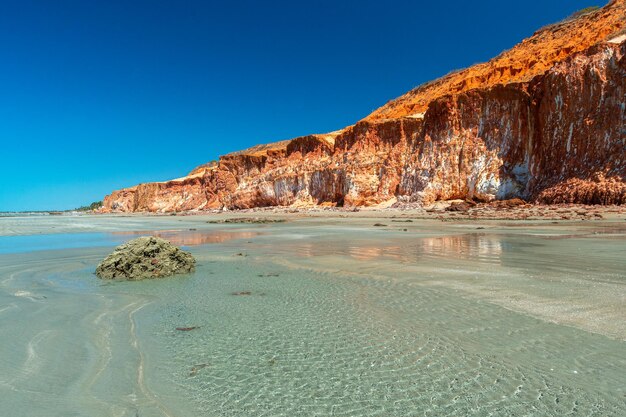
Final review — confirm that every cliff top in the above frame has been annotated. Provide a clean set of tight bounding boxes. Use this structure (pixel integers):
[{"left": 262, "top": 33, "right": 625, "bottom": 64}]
[
  {"left": 214, "top": 130, "right": 343, "bottom": 160},
  {"left": 365, "top": 0, "right": 625, "bottom": 120},
  {"left": 188, "top": 0, "right": 624, "bottom": 170}
]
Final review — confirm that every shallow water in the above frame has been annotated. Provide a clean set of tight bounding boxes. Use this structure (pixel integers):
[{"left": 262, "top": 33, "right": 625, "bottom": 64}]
[{"left": 0, "top": 215, "right": 625, "bottom": 416}]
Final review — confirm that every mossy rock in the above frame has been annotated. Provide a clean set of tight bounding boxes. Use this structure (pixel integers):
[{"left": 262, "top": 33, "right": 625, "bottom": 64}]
[{"left": 96, "top": 236, "right": 195, "bottom": 280}]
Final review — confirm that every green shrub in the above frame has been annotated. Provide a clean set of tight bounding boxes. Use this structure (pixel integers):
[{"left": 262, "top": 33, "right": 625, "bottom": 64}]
[
  {"left": 567, "top": 6, "right": 601, "bottom": 20},
  {"left": 75, "top": 201, "right": 103, "bottom": 212}
]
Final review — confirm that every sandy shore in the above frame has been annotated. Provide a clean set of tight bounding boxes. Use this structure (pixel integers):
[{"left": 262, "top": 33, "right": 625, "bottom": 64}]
[
  {"left": 98, "top": 201, "right": 626, "bottom": 223},
  {"left": 2, "top": 202, "right": 625, "bottom": 237}
]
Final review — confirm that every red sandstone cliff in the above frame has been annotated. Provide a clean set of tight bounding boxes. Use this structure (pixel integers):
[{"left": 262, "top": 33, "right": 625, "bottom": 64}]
[{"left": 102, "top": 1, "right": 626, "bottom": 212}]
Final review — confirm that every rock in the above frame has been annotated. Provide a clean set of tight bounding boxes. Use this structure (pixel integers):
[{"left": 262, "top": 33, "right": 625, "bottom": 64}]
[
  {"left": 189, "top": 363, "right": 208, "bottom": 376},
  {"left": 95, "top": 236, "right": 195, "bottom": 280},
  {"left": 491, "top": 198, "right": 527, "bottom": 208},
  {"left": 100, "top": 1, "right": 626, "bottom": 212},
  {"left": 176, "top": 326, "right": 200, "bottom": 331},
  {"left": 207, "top": 217, "right": 286, "bottom": 224},
  {"left": 373, "top": 223, "right": 387, "bottom": 227},
  {"left": 536, "top": 174, "right": 626, "bottom": 205},
  {"left": 446, "top": 202, "right": 472, "bottom": 212}
]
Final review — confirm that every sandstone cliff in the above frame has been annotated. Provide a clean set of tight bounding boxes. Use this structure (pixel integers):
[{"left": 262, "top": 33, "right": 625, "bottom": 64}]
[{"left": 102, "top": 1, "right": 626, "bottom": 212}]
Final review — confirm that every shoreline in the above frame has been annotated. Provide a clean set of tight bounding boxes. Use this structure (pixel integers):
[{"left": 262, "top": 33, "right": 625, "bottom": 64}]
[
  {"left": 2, "top": 202, "right": 625, "bottom": 239},
  {"left": 94, "top": 201, "right": 626, "bottom": 222}
]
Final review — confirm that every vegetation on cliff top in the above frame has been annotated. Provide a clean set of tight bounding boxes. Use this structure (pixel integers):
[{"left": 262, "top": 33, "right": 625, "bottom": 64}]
[{"left": 567, "top": 6, "right": 601, "bottom": 20}]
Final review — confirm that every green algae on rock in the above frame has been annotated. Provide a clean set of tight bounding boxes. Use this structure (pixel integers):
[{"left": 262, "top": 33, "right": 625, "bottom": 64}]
[{"left": 96, "top": 236, "right": 195, "bottom": 280}]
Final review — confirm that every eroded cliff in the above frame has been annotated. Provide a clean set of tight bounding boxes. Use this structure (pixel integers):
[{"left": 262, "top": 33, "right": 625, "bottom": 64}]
[{"left": 102, "top": 1, "right": 626, "bottom": 212}]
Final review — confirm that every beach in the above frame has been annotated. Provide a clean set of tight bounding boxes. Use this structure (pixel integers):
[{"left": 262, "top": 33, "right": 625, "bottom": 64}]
[{"left": 0, "top": 211, "right": 625, "bottom": 416}]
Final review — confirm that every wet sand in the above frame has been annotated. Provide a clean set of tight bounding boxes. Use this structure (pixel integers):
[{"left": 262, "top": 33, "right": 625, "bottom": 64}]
[{"left": 0, "top": 213, "right": 625, "bottom": 416}]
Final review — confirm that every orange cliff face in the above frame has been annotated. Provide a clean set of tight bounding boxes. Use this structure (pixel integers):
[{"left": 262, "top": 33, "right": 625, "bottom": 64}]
[
  {"left": 101, "top": 1, "right": 626, "bottom": 213},
  {"left": 366, "top": 0, "right": 626, "bottom": 120}
]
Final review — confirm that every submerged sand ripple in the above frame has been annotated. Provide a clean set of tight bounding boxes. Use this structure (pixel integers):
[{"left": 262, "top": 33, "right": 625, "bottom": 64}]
[{"left": 0, "top": 215, "right": 624, "bottom": 416}]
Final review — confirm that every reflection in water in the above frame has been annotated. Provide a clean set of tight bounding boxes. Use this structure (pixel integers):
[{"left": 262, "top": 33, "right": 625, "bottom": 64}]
[
  {"left": 292, "top": 234, "right": 503, "bottom": 264},
  {"left": 292, "top": 242, "right": 403, "bottom": 260},
  {"left": 109, "top": 230, "right": 260, "bottom": 246},
  {"left": 349, "top": 246, "right": 383, "bottom": 260},
  {"left": 413, "top": 234, "right": 502, "bottom": 262},
  {"left": 348, "top": 246, "right": 406, "bottom": 261}
]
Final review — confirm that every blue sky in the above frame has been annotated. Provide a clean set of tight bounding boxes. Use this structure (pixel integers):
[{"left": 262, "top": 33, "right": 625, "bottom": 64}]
[{"left": 0, "top": 0, "right": 600, "bottom": 211}]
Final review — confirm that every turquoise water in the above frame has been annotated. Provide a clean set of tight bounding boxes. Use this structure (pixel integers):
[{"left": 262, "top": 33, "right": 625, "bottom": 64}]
[{"left": 0, "top": 216, "right": 625, "bottom": 416}]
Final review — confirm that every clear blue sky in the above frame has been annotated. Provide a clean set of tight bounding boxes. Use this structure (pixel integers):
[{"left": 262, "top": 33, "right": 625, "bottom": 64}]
[{"left": 0, "top": 0, "right": 600, "bottom": 211}]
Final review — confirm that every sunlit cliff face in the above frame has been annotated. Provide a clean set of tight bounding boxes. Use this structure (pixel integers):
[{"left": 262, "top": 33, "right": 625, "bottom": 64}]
[{"left": 102, "top": 1, "right": 626, "bottom": 213}]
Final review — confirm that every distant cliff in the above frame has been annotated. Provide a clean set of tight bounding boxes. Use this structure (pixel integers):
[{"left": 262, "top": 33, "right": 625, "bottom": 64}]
[{"left": 102, "top": 1, "right": 626, "bottom": 212}]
